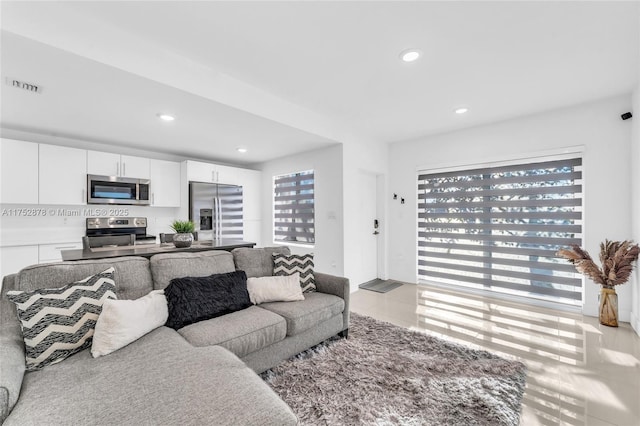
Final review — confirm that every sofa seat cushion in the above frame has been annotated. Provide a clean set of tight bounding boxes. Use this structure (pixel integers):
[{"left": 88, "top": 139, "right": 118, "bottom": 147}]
[
  {"left": 177, "top": 306, "right": 286, "bottom": 358},
  {"left": 4, "top": 326, "right": 296, "bottom": 426},
  {"left": 259, "top": 292, "right": 345, "bottom": 336}
]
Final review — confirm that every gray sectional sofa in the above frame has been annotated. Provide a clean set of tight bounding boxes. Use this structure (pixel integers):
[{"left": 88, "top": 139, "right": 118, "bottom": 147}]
[{"left": 0, "top": 247, "right": 350, "bottom": 425}]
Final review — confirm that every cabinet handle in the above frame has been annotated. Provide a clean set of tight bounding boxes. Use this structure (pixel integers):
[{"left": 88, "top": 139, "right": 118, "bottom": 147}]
[
  {"left": 152, "top": 193, "right": 155, "bottom": 205},
  {"left": 55, "top": 246, "right": 76, "bottom": 250},
  {"left": 82, "top": 189, "right": 86, "bottom": 203},
  {"left": 123, "top": 162, "right": 126, "bottom": 176},
  {"left": 211, "top": 170, "right": 215, "bottom": 182},
  {"left": 117, "top": 162, "right": 120, "bottom": 176},
  {"left": 216, "top": 171, "right": 220, "bottom": 182}
]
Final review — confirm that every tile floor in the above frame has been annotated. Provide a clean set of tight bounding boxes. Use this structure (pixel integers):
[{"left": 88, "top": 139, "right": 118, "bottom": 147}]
[{"left": 350, "top": 283, "right": 640, "bottom": 426}]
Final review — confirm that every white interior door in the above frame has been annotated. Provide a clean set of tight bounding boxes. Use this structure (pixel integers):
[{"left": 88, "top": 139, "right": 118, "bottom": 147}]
[{"left": 357, "top": 171, "right": 379, "bottom": 284}]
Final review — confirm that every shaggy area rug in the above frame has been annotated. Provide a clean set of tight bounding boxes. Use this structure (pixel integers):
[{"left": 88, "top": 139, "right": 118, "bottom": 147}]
[{"left": 262, "top": 313, "right": 527, "bottom": 425}]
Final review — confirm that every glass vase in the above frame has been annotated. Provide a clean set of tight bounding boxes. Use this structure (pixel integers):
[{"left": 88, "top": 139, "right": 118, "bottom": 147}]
[{"left": 599, "top": 287, "right": 618, "bottom": 327}]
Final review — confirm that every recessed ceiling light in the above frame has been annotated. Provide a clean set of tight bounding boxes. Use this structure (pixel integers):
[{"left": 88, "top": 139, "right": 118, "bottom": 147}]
[
  {"left": 157, "top": 113, "right": 175, "bottom": 121},
  {"left": 400, "top": 49, "right": 422, "bottom": 63},
  {"left": 454, "top": 107, "right": 469, "bottom": 115},
  {"left": 237, "top": 147, "right": 248, "bottom": 153}
]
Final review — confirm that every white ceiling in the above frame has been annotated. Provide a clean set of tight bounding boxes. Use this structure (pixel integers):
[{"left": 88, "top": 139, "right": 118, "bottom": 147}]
[{"left": 1, "top": 1, "right": 639, "bottom": 165}]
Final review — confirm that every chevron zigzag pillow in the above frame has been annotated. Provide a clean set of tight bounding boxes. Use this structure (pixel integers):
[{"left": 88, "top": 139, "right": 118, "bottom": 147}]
[
  {"left": 7, "top": 267, "right": 117, "bottom": 371},
  {"left": 272, "top": 253, "right": 316, "bottom": 293}
]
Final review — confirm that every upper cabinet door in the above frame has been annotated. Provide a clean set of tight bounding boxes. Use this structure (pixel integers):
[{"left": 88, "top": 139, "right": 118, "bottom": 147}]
[
  {"left": 39, "top": 144, "right": 87, "bottom": 205},
  {"left": 186, "top": 160, "right": 242, "bottom": 185},
  {"left": 87, "top": 151, "right": 150, "bottom": 179},
  {"left": 1, "top": 138, "right": 39, "bottom": 204},
  {"left": 87, "top": 151, "right": 119, "bottom": 176},
  {"left": 215, "top": 164, "right": 241, "bottom": 186},
  {"left": 186, "top": 160, "right": 215, "bottom": 183},
  {"left": 149, "top": 159, "right": 180, "bottom": 207},
  {"left": 121, "top": 155, "right": 150, "bottom": 179}
]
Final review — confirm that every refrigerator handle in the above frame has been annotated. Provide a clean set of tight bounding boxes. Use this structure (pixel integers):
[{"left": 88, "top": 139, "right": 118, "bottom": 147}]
[
  {"left": 213, "top": 197, "right": 218, "bottom": 240},
  {"left": 217, "top": 196, "right": 222, "bottom": 240},
  {"left": 213, "top": 196, "right": 218, "bottom": 240}
]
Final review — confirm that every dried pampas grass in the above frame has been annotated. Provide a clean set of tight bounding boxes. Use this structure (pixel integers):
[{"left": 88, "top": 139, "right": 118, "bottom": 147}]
[{"left": 557, "top": 240, "right": 640, "bottom": 288}]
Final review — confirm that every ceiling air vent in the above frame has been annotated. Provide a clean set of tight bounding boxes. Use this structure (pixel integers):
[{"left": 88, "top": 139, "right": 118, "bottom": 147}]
[{"left": 5, "top": 77, "right": 42, "bottom": 94}]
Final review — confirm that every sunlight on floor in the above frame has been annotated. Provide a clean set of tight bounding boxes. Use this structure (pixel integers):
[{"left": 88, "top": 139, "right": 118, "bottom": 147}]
[{"left": 350, "top": 283, "right": 640, "bottom": 426}]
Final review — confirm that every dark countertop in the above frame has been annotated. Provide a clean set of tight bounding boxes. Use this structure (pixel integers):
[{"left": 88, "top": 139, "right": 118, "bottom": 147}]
[{"left": 61, "top": 239, "right": 256, "bottom": 261}]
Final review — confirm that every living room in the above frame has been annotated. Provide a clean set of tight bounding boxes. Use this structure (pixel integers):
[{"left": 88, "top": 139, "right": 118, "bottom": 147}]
[{"left": 1, "top": 2, "right": 639, "bottom": 425}]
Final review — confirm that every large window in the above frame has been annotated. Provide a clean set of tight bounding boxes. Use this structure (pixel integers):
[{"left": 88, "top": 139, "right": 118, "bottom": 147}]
[
  {"left": 417, "top": 157, "right": 583, "bottom": 306},
  {"left": 274, "top": 170, "right": 315, "bottom": 245}
]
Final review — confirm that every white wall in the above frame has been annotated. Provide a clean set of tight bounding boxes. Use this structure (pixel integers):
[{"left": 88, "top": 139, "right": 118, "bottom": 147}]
[
  {"left": 631, "top": 85, "right": 640, "bottom": 334},
  {"left": 388, "top": 95, "right": 633, "bottom": 320},
  {"left": 342, "top": 140, "right": 389, "bottom": 291},
  {"left": 258, "top": 145, "right": 344, "bottom": 276}
]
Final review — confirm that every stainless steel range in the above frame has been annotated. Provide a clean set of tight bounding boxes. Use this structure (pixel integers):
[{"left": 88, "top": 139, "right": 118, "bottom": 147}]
[{"left": 85, "top": 217, "right": 156, "bottom": 248}]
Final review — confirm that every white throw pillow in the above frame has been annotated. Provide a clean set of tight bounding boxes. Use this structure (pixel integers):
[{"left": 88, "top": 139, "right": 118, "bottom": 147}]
[
  {"left": 91, "top": 289, "right": 168, "bottom": 358},
  {"left": 246, "top": 273, "right": 305, "bottom": 305}
]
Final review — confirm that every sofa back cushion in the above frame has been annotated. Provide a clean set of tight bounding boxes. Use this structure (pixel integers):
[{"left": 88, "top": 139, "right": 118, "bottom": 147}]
[
  {"left": 1, "top": 257, "right": 152, "bottom": 332},
  {"left": 232, "top": 246, "right": 291, "bottom": 278},
  {"left": 15, "top": 257, "right": 152, "bottom": 301},
  {"left": 150, "top": 251, "right": 236, "bottom": 290}
]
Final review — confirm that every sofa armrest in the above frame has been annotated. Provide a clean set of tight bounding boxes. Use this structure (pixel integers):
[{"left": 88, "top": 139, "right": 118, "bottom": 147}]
[
  {"left": 0, "top": 324, "right": 25, "bottom": 423},
  {"left": 315, "top": 272, "right": 350, "bottom": 332},
  {"left": 1, "top": 273, "right": 25, "bottom": 423}
]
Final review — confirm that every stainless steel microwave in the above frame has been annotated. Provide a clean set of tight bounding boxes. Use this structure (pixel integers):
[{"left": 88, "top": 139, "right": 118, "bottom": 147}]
[{"left": 87, "top": 175, "right": 150, "bottom": 205}]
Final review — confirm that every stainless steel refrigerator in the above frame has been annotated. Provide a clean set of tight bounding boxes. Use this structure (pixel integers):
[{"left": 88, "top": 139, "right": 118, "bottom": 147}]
[{"left": 189, "top": 182, "right": 244, "bottom": 240}]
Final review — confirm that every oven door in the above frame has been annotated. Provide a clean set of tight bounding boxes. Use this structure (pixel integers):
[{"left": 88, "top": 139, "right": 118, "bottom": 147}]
[{"left": 87, "top": 175, "right": 149, "bottom": 205}]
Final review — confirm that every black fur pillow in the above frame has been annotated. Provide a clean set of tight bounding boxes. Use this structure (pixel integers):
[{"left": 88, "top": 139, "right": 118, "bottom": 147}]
[{"left": 164, "top": 270, "right": 251, "bottom": 330}]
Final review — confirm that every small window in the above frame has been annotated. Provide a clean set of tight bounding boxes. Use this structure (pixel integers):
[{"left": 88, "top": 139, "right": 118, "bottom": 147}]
[{"left": 273, "top": 170, "right": 315, "bottom": 245}]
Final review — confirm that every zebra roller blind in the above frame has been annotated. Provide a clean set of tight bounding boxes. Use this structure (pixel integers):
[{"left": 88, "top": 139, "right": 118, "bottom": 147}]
[
  {"left": 274, "top": 170, "right": 315, "bottom": 244},
  {"left": 417, "top": 157, "right": 583, "bottom": 305}
]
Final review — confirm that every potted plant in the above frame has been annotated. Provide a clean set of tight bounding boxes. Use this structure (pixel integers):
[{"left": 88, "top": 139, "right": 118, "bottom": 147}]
[
  {"left": 170, "top": 220, "right": 196, "bottom": 248},
  {"left": 557, "top": 240, "right": 639, "bottom": 327}
]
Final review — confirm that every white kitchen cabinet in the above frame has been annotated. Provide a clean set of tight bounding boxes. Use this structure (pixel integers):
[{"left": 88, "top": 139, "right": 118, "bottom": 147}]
[
  {"left": 215, "top": 164, "right": 241, "bottom": 185},
  {"left": 87, "top": 151, "right": 150, "bottom": 179},
  {"left": 87, "top": 151, "right": 119, "bottom": 176},
  {"left": 187, "top": 160, "right": 215, "bottom": 183},
  {"left": 149, "top": 159, "right": 181, "bottom": 207},
  {"left": 39, "top": 144, "right": 87, "bottom": 205},
  {"left": 38, "top": 242, "right": 83, "bottom": 263},
  {"left": 238, "top": 168, "right": 262, "bottom": 221},
  {"left": 121, "top": 155, "right": 150, "bottom": 179},
  {"left": 0, "top": 138, "right": 39, "bottom": 204},
  {"left": 243, "top": 219, "right": 262, "bottom": 246},
  {"left": 186, "top": 160, "right": 241, "bottom": 185},
  {"left": 0, "top": 245, "right": 39, "bottom": 284}
]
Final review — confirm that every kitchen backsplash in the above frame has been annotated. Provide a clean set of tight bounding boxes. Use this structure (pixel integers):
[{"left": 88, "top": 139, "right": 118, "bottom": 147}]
[{"left": 0, "top": 203, "right": 181, "bottom": 246}]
